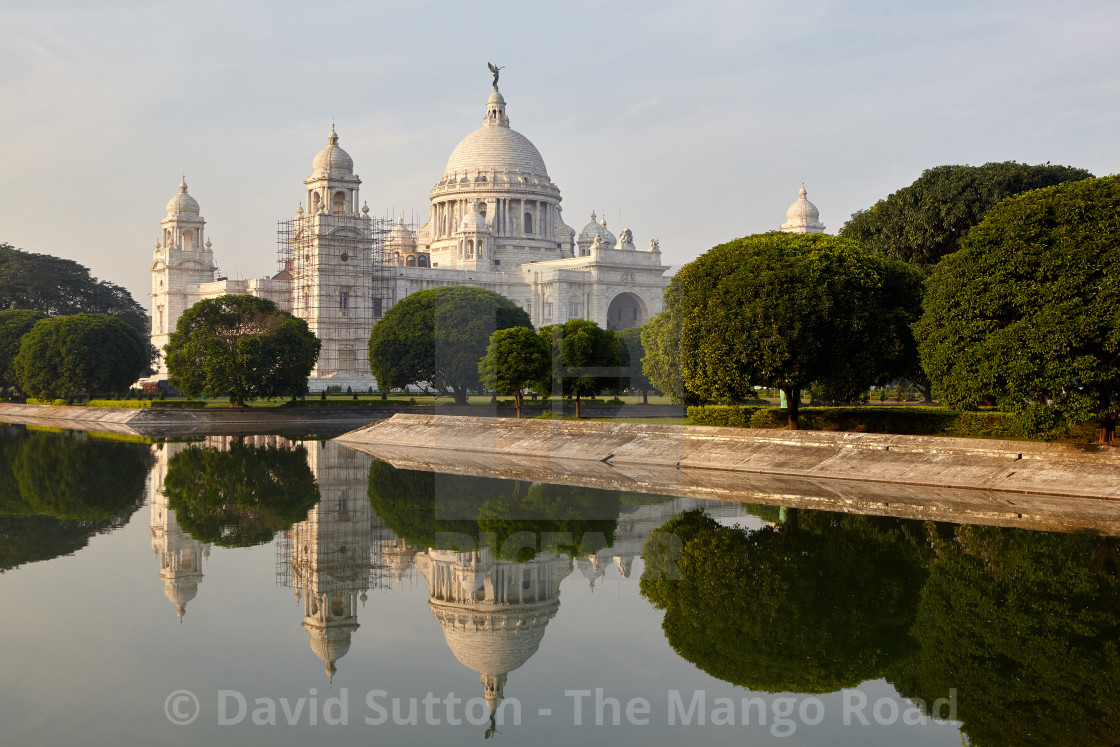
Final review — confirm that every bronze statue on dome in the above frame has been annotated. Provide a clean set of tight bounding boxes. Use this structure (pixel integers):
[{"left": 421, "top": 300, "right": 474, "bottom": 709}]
[{"left": 488, "top": 62, "right": 504, "bottom": 89}]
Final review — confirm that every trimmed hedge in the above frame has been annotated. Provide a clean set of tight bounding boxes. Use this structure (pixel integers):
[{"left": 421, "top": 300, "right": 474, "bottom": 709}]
[
  {"left": 282, "top": 398, "right": 417, "bottom": 408},
  {"left": 688, "top": 405, "right": 1021, "bottom": 438},
  {"left": 86, "top": 399, "right": 208, "bottom": 409}
]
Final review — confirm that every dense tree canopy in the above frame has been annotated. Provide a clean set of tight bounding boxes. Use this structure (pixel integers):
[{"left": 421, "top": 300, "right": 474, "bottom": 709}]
[
  {"left": 368, "top": 286, "right": 532, "bottom": 405},
  {"left": 618, "top": 326, "right": 654, "bottom": 403},
  {"left": 640, "top": 308, "right": 701, "bottom": 406},
  {"left": 0, "top": 309, "right": 46, "bottom": 389},
  {"left": 641, "top": 509, "right": 928, "bottom": 693},
  {"left": 893, "top": 526, "right": 1120, "bottom": 747},
  {"left": 0, "top": 243, "right": 149, "bottom": 333},
  {"left": 166, "top": 295, "right": 320, "bottom": 406},
  {"left": 536, "top": 318, "right": 621, "bottom": 417},
  {"left": 671, "top": 232, "right": 924, "bottom": 427},
  {"left": 164, "top": 440, "right": 320, "bottom": 548},
  {"left": 367, "top": 461, "right": 619, "bottom": 560},
  {"left": 14, "top": 313, "right": 150, "bottom": 400},
  {"left": 915, "top": 175, "right": 1120, "bottom": 440},
  {"left": 478, "top": 325, "right": 551, "bottom": 417},
  {"left": 839, "top": 162, "right": 1093, "bottom": 269}
]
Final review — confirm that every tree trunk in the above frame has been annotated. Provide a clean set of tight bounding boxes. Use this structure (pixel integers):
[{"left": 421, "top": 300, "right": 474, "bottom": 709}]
[
  {"left": 642, "top": 389, "right": 648, "bottom": 405},
  {"left": 1100, "top": 413, "right": 1117, "bottom": 444},
  {"left": 783, "top": 386, "right": 800, "bottom": 430},
  {"left": 575, "top": 393, "right": 581, "bottom": 419},
  {"left": 915, "top": 381, "right": 934, "bottom": 403},
  {"left": 514, "top": 391, "right": 522, "bottom": 418},
  {"left": 451, "top": 387, "right": 468, "bottom": 406}
]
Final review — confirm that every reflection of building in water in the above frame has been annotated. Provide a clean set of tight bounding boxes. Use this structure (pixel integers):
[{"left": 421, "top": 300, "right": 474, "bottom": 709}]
[
  {"left": 149, "top": 443, "right": 211, "bottom": 621},
  {"left": 394, "top": 544, "right": 572, "bottom": 718},
  {"left": 579, "top": 497, "right": 750, "bottom": 589},
  {"left": 277, "top": 441, "right": 388, "bottom": 680}
]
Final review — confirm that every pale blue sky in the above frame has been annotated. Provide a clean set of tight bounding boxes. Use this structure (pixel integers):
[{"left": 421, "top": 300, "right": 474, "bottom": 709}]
[{"left": 2, "top": 0, "right": 1118, "bottom": 305}]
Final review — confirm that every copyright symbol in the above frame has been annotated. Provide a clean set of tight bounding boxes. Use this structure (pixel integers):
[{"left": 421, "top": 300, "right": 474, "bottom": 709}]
[{"left": 165, "top": 689, "right": 200, "bottom": 725}]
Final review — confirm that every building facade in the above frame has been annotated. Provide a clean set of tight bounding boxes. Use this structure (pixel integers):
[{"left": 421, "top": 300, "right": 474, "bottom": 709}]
[{"left": 149, "top": 78, "right": 672, "bottom": 390}]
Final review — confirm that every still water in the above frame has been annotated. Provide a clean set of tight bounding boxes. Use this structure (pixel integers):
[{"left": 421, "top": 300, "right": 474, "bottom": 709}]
[{"left": 0, "top": 425, "right": 1116, "bottom": 746}]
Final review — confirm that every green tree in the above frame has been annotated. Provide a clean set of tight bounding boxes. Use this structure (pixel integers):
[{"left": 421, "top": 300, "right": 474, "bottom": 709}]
[
  {"left": 915, "top": 175, "right": 1120, "bottom": 441},
  {"left": 641, "top": 509, "right": 928, "bottom": 693},
  {"left": 478, "top": 326, "right": 550, "bottom": 417},
  {"left": 536, "top": 318, "right": 621, "bottom": 418},
  {"left": 893, "top": 526, "right": 1120, "bottom": 747},
  {"left": 11, "top": 432, "right": 151, "bottom": 521},
  {"left": 164, "top": 440, "right": 320, "bottom": 548},
  {"left": 368, "top": 286, "right": 531, "bottom": 405},
  {"left": 0, "top": 243, "right": 149, "bottom": 333},
  {"left": 0, "top": 309, "right": 46, "bottom": 389},
  {"left": 840, "top": 162, "right": 1093, "bottom": 269},
  {"left": 13, "top": 313, "right": 149, "bottom": 400},
  {"left": 672, "top": 232, "right": 923, "bottom": 428},
  {"left": 640, "top": 309, "right": 702, "bottom": 406},
  {"left": 366, "top": 460, "right": 618, "bottom": 560},
  {"left": 165, "top": 295, "right": 320, "bottom": 406},
  {"left": 618, "top": 326, "right": 653, "bottom": 404}
]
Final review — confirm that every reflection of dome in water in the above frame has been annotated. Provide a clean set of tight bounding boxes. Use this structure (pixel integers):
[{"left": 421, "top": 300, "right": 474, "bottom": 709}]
[
  {"left": 306, "top": 622, "right": 358, "bottom": 680},
  {"left": 416, "top": 549, "right": 572, "bottom": 710}
]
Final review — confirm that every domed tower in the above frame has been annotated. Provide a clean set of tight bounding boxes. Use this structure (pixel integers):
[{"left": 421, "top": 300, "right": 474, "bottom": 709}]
[
  {"left": 386, "top": 216, "right": 428, "bottom": 268},
  {"left": 780, "top": 183, "right": 826, "bottom": 234},
  {"left": 150, "top": 179, "right": 218, "bottom": 376},
  {"left": 284, "top": 126, "right": 375, "bottom": 383},
  {"left": 575, "top": 212, "right": 617, "bottom": 257},
  {"left": 416, "top": 78, "right": 575, "bottom": 270},
  {"left": 455, "top": 202, "right": 493, "bottom": 272}
]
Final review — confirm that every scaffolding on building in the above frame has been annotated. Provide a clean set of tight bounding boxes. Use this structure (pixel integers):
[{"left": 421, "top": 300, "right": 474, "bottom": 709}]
[{"left": 276, "top": 212, "right": 409, "bottom": 379}]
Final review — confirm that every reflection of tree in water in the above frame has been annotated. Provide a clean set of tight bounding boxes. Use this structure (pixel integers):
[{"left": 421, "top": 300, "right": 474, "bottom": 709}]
[
  {"left": 367, "top": 460, "right": 619, "bottom": 560},
  {"left": 164, "top": 439, "right": 319, "bottom": 548},
  {"left": 642, "top": 507, "right": 1120, "bottom": 746},
  {"left": 892, "top": 526, "right": 1120, "bottom": 747},
  {"left": 641, "top": 509, "right": 929, "bottom": 694},
  {"left": 0, "top": 427, "right": 151, "bottom": 572}
]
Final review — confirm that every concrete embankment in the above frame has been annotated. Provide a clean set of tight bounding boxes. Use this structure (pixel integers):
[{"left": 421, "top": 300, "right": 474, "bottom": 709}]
[
  {"left": 336, "top": 414, "right": 1120, "bottom": 534},
  {"left": 0, "top": 403, "right": 391, "bottom": 437}
]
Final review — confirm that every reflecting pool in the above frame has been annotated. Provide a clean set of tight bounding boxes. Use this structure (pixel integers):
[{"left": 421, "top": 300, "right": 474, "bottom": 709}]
[{"left": 0, "top": 425, "right": 1116, "bottom": 746}]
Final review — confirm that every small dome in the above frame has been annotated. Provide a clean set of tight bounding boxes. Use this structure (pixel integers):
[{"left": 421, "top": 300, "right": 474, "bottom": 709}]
[
  {"left": 578, "top": 211, "right": 616, "bottom": 248},
  {"left": 487, "top": 89, "right": 506, "bottom": 106},
  {"left": 166, "top": 179, "right": 200, "bottom": 217},
  {"left": 386, "top": 216, "right": 417, "bottom": 251},
  {"left": 311, "top": 125, "right": 354, "bottom": 177},
  {"left": 458, "top": 204, "right": 490, "bottom": 233},
  {"left": 780, "top": 183, "right": 826, "bottom": 233}
]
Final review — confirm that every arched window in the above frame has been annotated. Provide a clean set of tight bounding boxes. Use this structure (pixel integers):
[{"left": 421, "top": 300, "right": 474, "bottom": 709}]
[
  {"left": 406, "top": 255, "right": 416, "bottom": 267},
  {"left": 339, "top": 290, "right": 350, "bottom": 310},
  {"left": 467, "top": 239, "right": 474, "bottom": 257},
  {"left": 332, "top": 191, "right": 347, "bottom": 215},
  {"left": 418, "top": 255, "right": 429, "bottom": 267},
  {"left": 182, "top": 230, "right": 194, "bottom": 251},
  {"left": 523, "top": 212, "right": 533, "bottom": 234}
]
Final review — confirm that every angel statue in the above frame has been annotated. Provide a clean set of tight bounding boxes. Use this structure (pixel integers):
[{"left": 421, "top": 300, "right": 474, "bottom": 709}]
[{"left": 488, "top": 62, "right": 504, "bottom": 89}]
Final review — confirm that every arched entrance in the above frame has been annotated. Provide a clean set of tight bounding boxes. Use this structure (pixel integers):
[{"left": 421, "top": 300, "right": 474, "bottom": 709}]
[{"left": 606, "top": 292, "right": 646, "bottom": 331}]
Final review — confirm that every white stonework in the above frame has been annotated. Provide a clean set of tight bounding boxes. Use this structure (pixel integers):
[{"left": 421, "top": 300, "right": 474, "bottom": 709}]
[
  {"left": 148, "top": 78, "right": 675, "bottom": 390},
  {"left": 780, "top": 182, "right": 826, "bottom": 233}
]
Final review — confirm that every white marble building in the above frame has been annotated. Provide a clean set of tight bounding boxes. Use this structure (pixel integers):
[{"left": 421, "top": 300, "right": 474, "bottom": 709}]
[{"left": 149, "top": 77, "right": 673, "bottom": 389}]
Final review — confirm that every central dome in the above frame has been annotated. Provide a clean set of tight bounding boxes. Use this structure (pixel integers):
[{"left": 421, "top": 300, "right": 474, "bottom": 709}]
[
  {"left": 444, "top": 127, "right": 548, "bottom": 180},
  {"left": 442, "top": 87, "right": 549, "bottom": 180}
]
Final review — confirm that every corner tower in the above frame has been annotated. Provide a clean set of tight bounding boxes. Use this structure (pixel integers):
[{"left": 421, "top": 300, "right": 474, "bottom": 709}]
[
  {"left": 150, "top": 179, "right": 217, "bottom": 376},
  {"left": 282, "top": 126, "right": 375, "bottom": 384}
]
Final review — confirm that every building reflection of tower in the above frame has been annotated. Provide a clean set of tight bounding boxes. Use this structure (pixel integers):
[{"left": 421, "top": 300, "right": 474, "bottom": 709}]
[
  {"left": 399, "top": 544, "right": 572, "bottom": 721},
  {"left": 278, "top": 440, "right": 386, "bottom": 681},
  {"left": 149, "top": 443, "right": 211, "bottom": 621},
  {"left": 579, "top": 497, "right": 750, "bottom": 589}
]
